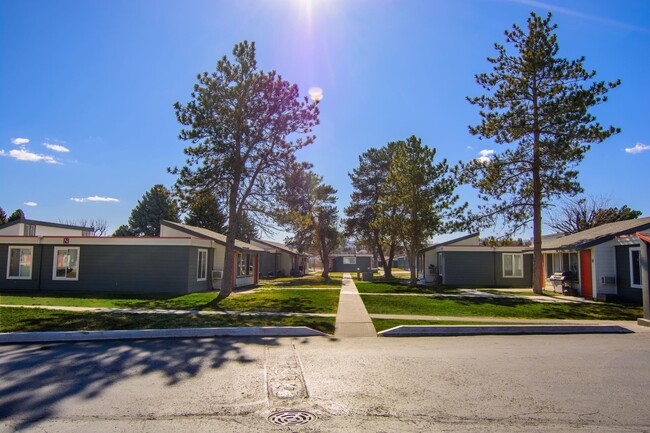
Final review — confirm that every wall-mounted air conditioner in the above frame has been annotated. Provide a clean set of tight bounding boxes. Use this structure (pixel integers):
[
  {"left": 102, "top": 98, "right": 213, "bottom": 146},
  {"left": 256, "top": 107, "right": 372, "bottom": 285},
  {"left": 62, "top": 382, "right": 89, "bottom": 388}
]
[
  {"left": 601, "top": 276, "right": 616, "bottom": 285},
  {"left": 212, "top": 270, "right": 223, "bottom": 280}
]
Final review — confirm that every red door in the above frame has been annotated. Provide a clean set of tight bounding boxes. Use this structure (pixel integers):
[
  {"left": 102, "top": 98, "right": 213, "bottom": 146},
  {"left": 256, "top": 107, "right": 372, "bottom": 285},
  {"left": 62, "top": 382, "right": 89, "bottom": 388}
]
[{"left": 580, "top": 250, "right": 592, "bottom": 299}]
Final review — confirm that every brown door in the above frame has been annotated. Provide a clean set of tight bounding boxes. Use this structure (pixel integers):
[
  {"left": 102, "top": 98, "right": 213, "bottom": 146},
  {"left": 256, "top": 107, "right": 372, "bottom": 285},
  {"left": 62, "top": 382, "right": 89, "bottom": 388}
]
[{"left": 580, "top": 250, "right": 592, "bottom": 299}]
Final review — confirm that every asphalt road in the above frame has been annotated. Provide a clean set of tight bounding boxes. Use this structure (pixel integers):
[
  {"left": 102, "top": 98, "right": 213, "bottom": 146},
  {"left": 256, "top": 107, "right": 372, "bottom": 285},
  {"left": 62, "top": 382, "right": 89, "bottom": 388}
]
[{"left": 1, "top": 332, "right": 649, "bottom": 432}]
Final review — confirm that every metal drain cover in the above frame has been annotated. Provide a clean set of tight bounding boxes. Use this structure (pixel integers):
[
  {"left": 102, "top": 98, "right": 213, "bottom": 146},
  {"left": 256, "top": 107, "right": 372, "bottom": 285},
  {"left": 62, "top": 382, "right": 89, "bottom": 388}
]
[{"left": 267, "top": 410, "right": 317, "bottom": 426}]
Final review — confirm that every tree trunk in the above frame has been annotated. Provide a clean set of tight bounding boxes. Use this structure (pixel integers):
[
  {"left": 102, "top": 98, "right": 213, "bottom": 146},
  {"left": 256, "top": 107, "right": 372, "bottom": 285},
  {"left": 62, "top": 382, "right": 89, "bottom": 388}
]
[
  {"left": 221, "top": 180, "right": 240, "bottom": 296},
  {"left": 532, "top": 81, "right": 543, "bottom": 295},
  {"left": 406, "top": 246, "right": 417, "bottom": 286}
]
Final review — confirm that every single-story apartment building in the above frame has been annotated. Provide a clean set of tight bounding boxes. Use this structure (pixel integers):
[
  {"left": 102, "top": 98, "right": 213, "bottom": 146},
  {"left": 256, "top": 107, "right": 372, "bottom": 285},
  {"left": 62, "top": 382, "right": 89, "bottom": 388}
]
[
  {"left": 1, "top": 220, "right": 263, "bottom": 294},
  {"left": 540, "top": 217, "right": 650, "bottom": 303},
  {"left": 417, "top": 233, "right": 533, "bottom": 287},
  {"left": 249, "top": 238, "right": 308, "bottom": 277}
]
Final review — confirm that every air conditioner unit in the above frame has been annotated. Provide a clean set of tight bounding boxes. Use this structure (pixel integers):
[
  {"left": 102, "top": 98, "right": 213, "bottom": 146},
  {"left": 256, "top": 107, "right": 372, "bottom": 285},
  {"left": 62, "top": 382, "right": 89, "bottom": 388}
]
[
  {"left": 212, "top": 270, "right": 223, "bottom": 280},
  {"left": 601, "top": 276, "right": 616, "bottom": 285}
]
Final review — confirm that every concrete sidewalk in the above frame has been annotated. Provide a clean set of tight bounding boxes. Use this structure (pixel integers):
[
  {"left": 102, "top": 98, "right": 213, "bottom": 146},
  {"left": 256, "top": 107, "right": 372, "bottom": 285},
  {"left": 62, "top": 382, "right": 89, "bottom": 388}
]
[{"left": 334, "top": 274, "right": 377, "bottom": 338}]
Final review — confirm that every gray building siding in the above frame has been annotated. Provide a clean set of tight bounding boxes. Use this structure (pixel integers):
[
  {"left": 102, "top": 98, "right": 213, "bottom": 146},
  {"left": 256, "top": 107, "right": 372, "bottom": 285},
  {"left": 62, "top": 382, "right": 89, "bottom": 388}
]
[
  {"left": 0, "top": 244, "right": 43, "bottom": 290},
  {"left": 441, "top": 251, "right": 532, "bottom": 287},
  {"left": 332, "top": 256, "right": 372, "bottom": 272},
  {"left": 1, "top": 244, "right": 210, "bottom": 294},
  {"left": 615, "top": 245, "right": 642, "bottom": 303}
]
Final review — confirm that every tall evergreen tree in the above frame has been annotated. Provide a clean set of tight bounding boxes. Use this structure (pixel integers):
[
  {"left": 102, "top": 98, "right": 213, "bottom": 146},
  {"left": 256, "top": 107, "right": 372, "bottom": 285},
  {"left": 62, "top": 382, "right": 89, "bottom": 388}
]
[
  {"left": 171, "top": 41, "right": 319, "bottom": 294},
  {"left": 345, "top": 142, "right": 400, "bottom": 278},
  {"left": 374, "top": 136, "right": 465, "bottom": 286},
  {"left": 461, "top": 12, "right": 620, "bottom": 293},
  {"left": 114, "top": 184, "right": 180, "bottom": 237},
  {"left": 235, "top": 211, "right": 259, "bottom": 243},
  {"left": 0, "top": 207, "right": 7, "bottom": 225},
  {"left": 7, "top": 209, "right": 25, "bottom": 222},
  {"left": 183, "top": 192, "right": 227, "bottom": 234},
  {"left": 278, "top": 163, "right": 341, "bottom": 279}
]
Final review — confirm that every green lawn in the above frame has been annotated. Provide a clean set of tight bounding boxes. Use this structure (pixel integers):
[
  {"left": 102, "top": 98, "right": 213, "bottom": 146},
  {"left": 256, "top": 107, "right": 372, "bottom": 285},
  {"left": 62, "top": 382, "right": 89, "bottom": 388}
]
[
  {"left": 355, "top": 280, "right": 461, "bottom": 294},
  {"left": 0, "top": 307, "right": 336, "bottom": 334},
  {"left": 0, "top": 288, "right": 340, "bottom": 314},
  {"left": 257, "top": 274, "right": 342, "bottom": 288},
  {"left": 361, "top": 294, "right": 642, "bottom": 320}
]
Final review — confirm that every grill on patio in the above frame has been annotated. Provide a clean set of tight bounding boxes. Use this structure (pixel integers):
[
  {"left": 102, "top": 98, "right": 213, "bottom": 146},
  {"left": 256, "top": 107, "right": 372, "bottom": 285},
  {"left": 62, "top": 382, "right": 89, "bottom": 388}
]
[{"left": 549, "top": 271, "right": 576, "bottom": 295}]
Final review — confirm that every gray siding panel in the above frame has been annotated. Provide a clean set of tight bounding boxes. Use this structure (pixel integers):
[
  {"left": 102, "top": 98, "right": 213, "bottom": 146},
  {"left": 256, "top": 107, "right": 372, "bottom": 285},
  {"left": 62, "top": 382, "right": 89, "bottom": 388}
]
[
  {"left": 0, "top": 244, "right": 43, "bottom": 290},
  {"left": 332, "top": 256, "right": 372, "bottom": 272},
  {"left": 38, "top": 245, "right": 194, "bottom": 294},
  {"left": 615, "top": 245, "right": 642, "bottom": 303},
  {"left": 442, "top": 251, "right": 533, "bottom": 288},
  {"left": 443, "top": 252, "right": 495, "bottom": 286}
]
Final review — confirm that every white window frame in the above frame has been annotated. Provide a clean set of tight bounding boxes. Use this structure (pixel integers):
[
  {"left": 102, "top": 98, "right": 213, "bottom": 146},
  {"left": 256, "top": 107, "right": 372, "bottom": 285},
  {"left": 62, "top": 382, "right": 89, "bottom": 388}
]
[
  {"left": 7, "top": 246, "right": 33, "bottom": 279},
  {"left": 236, "top": 253, "right": 251, "bottom": 277},
  {"left": 630, "top": 247, "right": 642, "bottom": 289},
  {"left": 24, "top": 224, "right": 36, "bottom": 236},
  {"left": 53, "top": 247, "right": 80, "bottom": 281},
  {"left": 197, "top": 249, "right": 208, "bottom": 281},
  {"left": 503, "top": 253, "right": 524, "bottom": 278},
  {"left": 343, "top": 256, "right": 357, "bottom": 265}
]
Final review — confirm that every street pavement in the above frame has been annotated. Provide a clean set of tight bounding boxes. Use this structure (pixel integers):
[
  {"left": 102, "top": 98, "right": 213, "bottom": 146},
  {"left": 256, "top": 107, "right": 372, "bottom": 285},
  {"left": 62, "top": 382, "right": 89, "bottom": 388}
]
[{"left": 1, "top": 333, "right": 649, "bottom": 432}]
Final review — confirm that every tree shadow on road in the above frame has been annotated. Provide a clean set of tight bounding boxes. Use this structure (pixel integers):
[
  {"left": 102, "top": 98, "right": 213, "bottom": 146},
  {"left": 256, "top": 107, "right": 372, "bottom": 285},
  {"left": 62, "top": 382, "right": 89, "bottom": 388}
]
[{"left": 0, "top": 336, "right": 285, "bottom": 430}]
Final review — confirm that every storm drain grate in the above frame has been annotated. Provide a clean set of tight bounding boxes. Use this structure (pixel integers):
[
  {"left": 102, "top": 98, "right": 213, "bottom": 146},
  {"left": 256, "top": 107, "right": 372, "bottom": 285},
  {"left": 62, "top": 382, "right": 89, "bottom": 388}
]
[{"left": 267, "top": 410, "right": 317, "bottom": 426}]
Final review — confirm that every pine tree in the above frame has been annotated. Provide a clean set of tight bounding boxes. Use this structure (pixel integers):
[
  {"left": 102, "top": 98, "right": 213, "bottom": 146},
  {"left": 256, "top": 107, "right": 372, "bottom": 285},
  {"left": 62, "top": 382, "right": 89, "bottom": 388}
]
[
  {"left": 374, "top": 136, "right": 465, "bottom": 286},
  {"left": 462, "top": 12, "right": 620, "bottom": 293},
  {"left": 171, "top": 41, "right": 319, "bottom": 293}
]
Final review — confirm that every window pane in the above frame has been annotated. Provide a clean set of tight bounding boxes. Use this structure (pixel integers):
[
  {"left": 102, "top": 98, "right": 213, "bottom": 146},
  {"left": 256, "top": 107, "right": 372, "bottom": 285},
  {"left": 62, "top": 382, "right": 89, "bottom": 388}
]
[
  {"left": 504, "top": 255, "right": 513, "bottom": 276},
  {"left": 9, "top": 248, "right": 21, "bottom": 277},
  {"left": 67, "top": 249, "right": 78, "bottom": 278},
  {"left": 56, "top": 250, "right": 67, "bottom": 277},
  {"left": 513, "top": 255, "right": 522, "bottom": 277},
  {"left": 631, "top": 250, "right": 641, "bottom": 286}
]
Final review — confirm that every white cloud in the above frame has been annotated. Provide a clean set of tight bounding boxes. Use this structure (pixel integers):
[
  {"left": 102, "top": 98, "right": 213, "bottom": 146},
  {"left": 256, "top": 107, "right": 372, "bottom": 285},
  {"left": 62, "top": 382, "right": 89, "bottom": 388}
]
[
  {"left": 70, "top": 196, "right": 120, "bottom": 203},
  {"left": 1, "top": 148, "right": 59, "bottom": 164},
  {"left": 43, "top": 142, "right": 70, "bottom": 153},
  {"left": 476, "top": 149, "right": 495, "bottom": 163},
  {"left": 24, "top": 201, "right": 38, "bottom": 207},
  {"left": 11, "top": 137, "right": 30, "bottom": 145},
  {"left": 625, "top": 143, "right": 650, "bottom": 154}
]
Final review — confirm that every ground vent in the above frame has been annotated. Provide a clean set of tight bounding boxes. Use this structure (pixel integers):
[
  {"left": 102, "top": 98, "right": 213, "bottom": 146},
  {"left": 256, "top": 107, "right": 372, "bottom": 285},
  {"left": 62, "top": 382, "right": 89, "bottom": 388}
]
[{"left": 267, "top": 410, "right": 317, "bottom": 426}]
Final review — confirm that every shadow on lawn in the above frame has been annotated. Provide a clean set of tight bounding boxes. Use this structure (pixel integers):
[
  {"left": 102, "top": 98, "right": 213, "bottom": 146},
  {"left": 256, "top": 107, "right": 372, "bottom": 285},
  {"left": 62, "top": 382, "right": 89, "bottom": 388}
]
[
  {"left": 448, "top": 296, "right": 642, "bottom": 320},
  {"left": 0, "top": 335, "right": 334, "bottom": 430}
]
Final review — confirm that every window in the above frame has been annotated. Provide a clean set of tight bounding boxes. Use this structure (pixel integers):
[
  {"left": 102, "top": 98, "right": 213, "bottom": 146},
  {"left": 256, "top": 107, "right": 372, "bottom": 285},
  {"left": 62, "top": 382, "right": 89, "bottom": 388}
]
[
  {"left": 82, "top": 229, "right": 93, "bottom": 237},
  {"left": 7, "top": 246, "right": 33, "bottom": 279},
  {"left": 197, "top": 249, "right": 208, "bottom": 281},
  {"left": 343, "top": 256, "right": 357, "bottom": 265},
  {"left": 53, "top": 247, "right": 79, "bottom": 280},
  {"left": 236, "top": 253, "right": 251, "bottom": 277},
  {"left": 630, "top": 248, "right": 641, "bottom": 289},
  {"left": 503, "top": 253, "right": 523, "bottom": 278},
  {"left": 24, "top": 224, "right": 36, "bottom": 236},
  {"left": 545, "top": 252, "right": 578, "bottom": 277}
]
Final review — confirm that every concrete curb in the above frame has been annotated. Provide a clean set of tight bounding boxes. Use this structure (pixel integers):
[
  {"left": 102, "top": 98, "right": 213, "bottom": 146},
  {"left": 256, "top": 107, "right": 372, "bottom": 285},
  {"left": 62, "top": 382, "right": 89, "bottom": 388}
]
[
  {"left": 0, "top": 326, "right": 328, "bottom": 344},
  {"left": 378, "top": 324, "right": 634, "bottom": 337}
]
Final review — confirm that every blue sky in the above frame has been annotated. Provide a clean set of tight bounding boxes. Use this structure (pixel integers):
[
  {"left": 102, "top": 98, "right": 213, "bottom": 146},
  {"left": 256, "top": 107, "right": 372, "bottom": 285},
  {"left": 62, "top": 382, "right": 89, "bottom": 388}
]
[{"left": 1, "top": 0, "right": 648, "bottom": 242}]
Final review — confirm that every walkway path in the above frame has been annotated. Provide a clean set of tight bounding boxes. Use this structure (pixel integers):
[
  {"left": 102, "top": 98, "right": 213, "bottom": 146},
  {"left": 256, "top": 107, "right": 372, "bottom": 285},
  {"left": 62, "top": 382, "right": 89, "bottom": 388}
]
[{"left": 334, "top": 273, "right": 377, "bottom": 338}]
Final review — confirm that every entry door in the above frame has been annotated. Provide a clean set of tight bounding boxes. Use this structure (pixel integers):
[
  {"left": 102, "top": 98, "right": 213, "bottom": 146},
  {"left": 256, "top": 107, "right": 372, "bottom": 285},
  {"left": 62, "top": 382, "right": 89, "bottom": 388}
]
[{"left": 580, "top": 250, "right": 593, "bottom": 299}]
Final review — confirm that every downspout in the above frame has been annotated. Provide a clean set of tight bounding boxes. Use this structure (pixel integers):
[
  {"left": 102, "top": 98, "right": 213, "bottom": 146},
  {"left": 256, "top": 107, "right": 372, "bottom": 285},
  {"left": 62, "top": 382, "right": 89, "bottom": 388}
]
[{"left": 493, "top": 248, "right": 497, "bottom": 288}]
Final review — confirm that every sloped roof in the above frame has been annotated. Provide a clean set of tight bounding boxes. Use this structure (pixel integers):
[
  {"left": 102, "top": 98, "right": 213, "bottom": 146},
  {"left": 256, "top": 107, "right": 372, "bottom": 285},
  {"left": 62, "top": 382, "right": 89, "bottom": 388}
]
[
  {"left": 418, "top": 232, "right": 480, "bottom": 253},
  {"left": 0, "top": 218, "right": 91, "bottom": 231},
  {"left": 541, "top": 217, "right": 650, "bottom": 251},
  {"left": 251, "top": 239, "right": 306, "bottom": 256},
  {"left": 636, "top": 231, "right": 650, "bottom": 244},
  {"left": 161, "top": 221, "right": 264, "bottom": 253}
]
